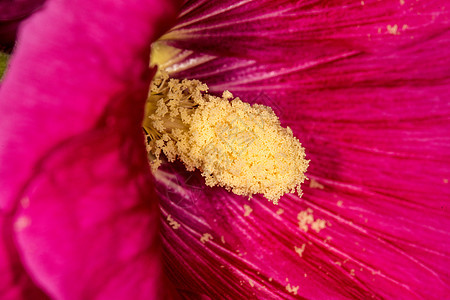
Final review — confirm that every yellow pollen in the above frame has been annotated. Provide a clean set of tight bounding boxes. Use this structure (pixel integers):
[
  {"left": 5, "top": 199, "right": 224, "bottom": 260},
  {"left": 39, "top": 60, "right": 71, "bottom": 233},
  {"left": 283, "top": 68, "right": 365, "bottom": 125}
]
[
  {"left": 297, "top": 208, "right": 327, "bottom": 233},
  {"left": 243, "top": 204, "right": 253, "bottom": 217},
  {"left": 294, "top": 244, "right": 306, "bottom": 257},
  {"left": 167, "top": 214, "right": 181, "bottom": 230},
  {"left": 249, "top": 279, "right": 255, "bottom": 287},
  {"left": 387, "top": 24, "right": 399, "bottom": 35},
  {"left": 309, "top": 178, "right": 324, "bottom": 189},
  {"left": 144, "top": 71, "right": 309, "bottom": 204},
  {"left": 286, "top": 283, "right": 299, "bottom": 295},
  {"left": 14, "top": 216, "right": 31, "bottom": 232},
  {"left": 200, "top": 233, "right": 213, "bottom": 244},
  {"left": 276, "top": 208, "right": 284, "bottom": 215}
]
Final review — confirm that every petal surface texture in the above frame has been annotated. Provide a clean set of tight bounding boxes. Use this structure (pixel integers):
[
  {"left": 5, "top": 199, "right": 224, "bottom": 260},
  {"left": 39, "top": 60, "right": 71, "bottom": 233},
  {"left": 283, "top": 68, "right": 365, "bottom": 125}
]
[
  {"left": 0, "top": 0, "right": 179, "bottom": 299},
  {"left": 0, "top": 212, "right": 48, "bottom": 299},
  {"left": 154, "top": 0, "right": 450, "bottom": 299},
  {"left": 0, "top": 0, "right": 46, "bottom": 51}
]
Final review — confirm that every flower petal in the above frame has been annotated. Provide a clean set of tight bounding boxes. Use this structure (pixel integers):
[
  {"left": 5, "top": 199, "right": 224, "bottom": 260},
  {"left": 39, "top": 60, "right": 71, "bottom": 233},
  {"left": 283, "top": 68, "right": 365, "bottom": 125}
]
[
  {"left": 0, "top": 0, "right": 178, "bottom": 209},
  {"left": 14, "top": 131, "right": 167, "bottom": 299},
  {"left": 0, "top": 0, "right": 46, "bottom": 51},
  {"left": 0, "top": 0, "right": 180, "bottom": 298},
  {"left": 164, "top": 0, "right": 448, "bottom": 63},
  {"left": 0, "top": 212, "right": 48, "bottom": 299},
  {"left": 154, "top": 0, "right": 450, "bottom": 298}
]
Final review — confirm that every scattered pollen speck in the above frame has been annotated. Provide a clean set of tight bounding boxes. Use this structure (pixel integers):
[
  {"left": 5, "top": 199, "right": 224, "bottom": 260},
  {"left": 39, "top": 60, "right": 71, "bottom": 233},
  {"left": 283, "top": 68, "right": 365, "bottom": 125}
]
[
  {"left": 297, "top": 208, "right": 327, "bottom": 233},
  {"left": 350, "top": 269, "right": 356, "bottom": 276},
  {"left": 311, "top": 219, "right": 326, "bottom": 233},
  {"left": 268, "top": 277, "right": 273, "bottom": 282},
  {"left": 221, "top": 236, "right": 226, "bottom": 244},
  {"left": 286, "top": 283, "right": 299, "bottom": 295},
  {"left": 200, "top": 233, "right": 213, "bottom": 244},
  {"left": 400, "top": 0, "right": 405, "bottom": 5},
  {"left": 14, "top": 216, "right": 31, "bottom": 232},
  {"left": 361, "top": 0, "right": 364, "bottom": 5},
  {"left": 249, "top": 279, "right": 255, "bottom": 287},
  {"left": 144, "top": 71, "right": 309, "bottom": 204},
  {"left": 387, "top": 24, "right": 399, "bottom": 35},
  {"left": 243, "top": 204, "right": 253, "bottom": 217},
  {"left": 309, "top": 178, "right": 324, "bottom": 189},
  {"left": 276, "top": 208, "right": 284, "bottom": 215},
  {"left": 298, "top": 208, "right": 314, "bottom": 231},
  {"left": 294, "top": 244, "right": 306, "bottom": 257},
  {"left": 167, "top": 214, "right": 181, "bottom": 229},
  {"left": 337, "top": 200, "right": 343, "bottom": 207},
  {"left": 444, "top": 179, "right": 448, "bottom": 184}
]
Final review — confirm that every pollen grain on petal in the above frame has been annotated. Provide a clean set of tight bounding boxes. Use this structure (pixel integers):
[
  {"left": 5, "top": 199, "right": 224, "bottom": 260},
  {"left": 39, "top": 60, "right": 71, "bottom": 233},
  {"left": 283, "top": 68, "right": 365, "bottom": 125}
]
[
  {"left": 294, "top": 244, "right": 306, "bottom": 257},
  {"left": 297, "top": 208, "right": 327, "bottom": 233},
  {"left": 248, "top": 279, "right": 255, "bottom": 287},
  {"left": 286, "top": 283, "right": 299, "bottom": 295},
  {"left": 309, "top": 178, "right": 324, "bottom": 189},
  {"left": 243, "top": 204, "right": 253, "bottom": 217},
  {"left": 387, "top": 24, "right": 399, "bottom": 35},
  {"left": 200, "top": 233, "right": 213, "bottom": 244},
  {"left": 144, "top": 71, "right": 309, "bottom": 204},
  {"left": 167, "top": 214, "right": 181, "bottom": 230},
  {"left": 14, "top": 216, "right": 31, "bottom": 232}
]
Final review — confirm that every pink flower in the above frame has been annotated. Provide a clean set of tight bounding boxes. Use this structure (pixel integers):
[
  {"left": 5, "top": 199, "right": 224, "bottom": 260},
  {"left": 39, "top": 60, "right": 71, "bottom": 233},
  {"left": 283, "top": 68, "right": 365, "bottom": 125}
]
[
  {"left": 0, "top": 0, "right": 180, "bottom": 298},
  {"left": 1, "top": 0, "right": 449, "bottom": 299},
  {"left": 0, "top": 0, "right": 46, "bottom": 52},
  {"left": 154, "top": 2, "right": 450, "bottom": 298}
]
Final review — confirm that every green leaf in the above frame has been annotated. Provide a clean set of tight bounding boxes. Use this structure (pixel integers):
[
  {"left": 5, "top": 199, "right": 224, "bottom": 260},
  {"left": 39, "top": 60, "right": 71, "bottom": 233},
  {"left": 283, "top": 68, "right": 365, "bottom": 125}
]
[{"left": 0, "top": 52, "right": 10, "bottom": 80}]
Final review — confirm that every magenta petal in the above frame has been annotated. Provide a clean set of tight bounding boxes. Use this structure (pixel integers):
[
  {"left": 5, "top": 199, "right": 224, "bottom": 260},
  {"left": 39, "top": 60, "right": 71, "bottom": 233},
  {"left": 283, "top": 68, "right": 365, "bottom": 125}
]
[
  {"left": 155, "top": 0, "right": 450, "bottom": 298},
  {"left": 0, "top": 0, "right": 46, "bottom": 51},
  {"left": 0, "top": 213, "right": 48, "bottom": 299},
  {"left": 0, "top": 0, "right": 179, "bottom": 208},
  {"left": 165, "top": 0, "right": 449, "bottom": 63},
  {"left": 0, "top": 0, "right": 180, "bottom": 298},
  {"left": 14, "top": 133, "right": 167, "bottom": 299}
]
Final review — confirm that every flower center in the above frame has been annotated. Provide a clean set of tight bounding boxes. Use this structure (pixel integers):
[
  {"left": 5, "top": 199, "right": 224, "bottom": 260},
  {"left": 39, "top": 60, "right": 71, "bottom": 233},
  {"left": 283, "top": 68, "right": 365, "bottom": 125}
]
[{"left": 144, "top": 71, "right": 309, "bottom": 204}]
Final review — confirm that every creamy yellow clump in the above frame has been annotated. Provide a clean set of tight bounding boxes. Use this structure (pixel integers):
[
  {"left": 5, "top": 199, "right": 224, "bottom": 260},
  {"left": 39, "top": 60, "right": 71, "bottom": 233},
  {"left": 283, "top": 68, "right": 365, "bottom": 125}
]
[{"left": 143, "top": 71, "right": 309, "bottom": 204}]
